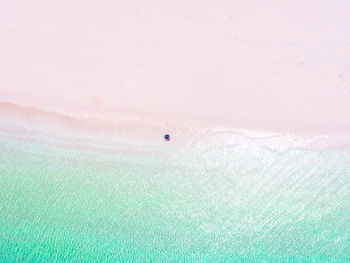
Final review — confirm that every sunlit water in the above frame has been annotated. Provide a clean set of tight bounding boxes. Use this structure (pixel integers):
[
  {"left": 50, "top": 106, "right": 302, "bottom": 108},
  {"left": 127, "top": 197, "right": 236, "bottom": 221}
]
[{"left": 1, "top": 115, "right": 350, "bottom": 262}]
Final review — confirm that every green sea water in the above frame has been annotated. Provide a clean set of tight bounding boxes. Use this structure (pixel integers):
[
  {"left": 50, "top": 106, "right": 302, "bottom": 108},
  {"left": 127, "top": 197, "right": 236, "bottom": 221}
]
[{"left": 1, "top": 116, "right": 350, "bottom": 262}]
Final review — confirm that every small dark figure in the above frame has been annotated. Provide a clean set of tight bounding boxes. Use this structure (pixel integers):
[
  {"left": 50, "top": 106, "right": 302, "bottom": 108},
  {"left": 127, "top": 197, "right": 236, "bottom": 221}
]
[{"left": 164, "top": 134, "right": 170, "bottom": 141}]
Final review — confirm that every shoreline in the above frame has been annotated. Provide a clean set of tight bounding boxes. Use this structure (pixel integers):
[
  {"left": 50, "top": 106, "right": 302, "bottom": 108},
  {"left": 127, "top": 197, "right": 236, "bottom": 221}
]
[
  {"left": 1, "top": 99, "right": 350, "bottom": 135},
  {"left": 1, "top": 100, "right": 350, "bottom": 152}
]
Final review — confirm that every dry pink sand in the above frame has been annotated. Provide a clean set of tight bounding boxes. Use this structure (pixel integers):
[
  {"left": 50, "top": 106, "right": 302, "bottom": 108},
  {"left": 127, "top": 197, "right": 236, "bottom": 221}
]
[{"left": 1, "top": 0, "right": 350, "bottom": 135}]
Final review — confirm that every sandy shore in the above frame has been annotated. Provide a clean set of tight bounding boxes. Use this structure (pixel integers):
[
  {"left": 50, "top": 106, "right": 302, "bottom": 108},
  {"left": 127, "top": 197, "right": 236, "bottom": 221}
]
[
  {"left": 2, "top": 101, "right": 350, "bottom": 153},
  {"left": 1, "top": 0, "right": 350, "bottom": 135}
]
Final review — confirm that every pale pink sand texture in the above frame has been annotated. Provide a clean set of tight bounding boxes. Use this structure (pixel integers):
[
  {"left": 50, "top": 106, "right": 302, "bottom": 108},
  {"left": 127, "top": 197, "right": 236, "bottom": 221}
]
[{"left": 1, "top": 0, "right": 350, "bottom": 134}]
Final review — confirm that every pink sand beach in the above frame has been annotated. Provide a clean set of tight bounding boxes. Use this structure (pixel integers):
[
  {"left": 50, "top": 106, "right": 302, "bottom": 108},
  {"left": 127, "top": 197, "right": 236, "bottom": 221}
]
[{"left": 1, "top": 0, "right": 350, "bottom": 134}]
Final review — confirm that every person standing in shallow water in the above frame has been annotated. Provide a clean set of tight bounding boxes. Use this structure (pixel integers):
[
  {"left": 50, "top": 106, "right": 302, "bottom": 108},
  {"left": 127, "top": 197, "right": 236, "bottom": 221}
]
[{"left": 164, "top": 134, "right": 170, "bottom": 141}]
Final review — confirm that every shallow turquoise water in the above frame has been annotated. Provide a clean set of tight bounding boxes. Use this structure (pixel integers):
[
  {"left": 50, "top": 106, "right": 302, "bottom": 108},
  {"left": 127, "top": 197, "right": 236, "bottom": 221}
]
[{"left": 1, "top": 116, "right": 350, "bottom": 262}]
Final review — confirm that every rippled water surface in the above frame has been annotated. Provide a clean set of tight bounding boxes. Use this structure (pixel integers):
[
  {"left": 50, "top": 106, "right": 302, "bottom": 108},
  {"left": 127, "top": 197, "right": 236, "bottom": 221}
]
[{"left": 1, "top": 116, "right": 350, "bottom": 262}]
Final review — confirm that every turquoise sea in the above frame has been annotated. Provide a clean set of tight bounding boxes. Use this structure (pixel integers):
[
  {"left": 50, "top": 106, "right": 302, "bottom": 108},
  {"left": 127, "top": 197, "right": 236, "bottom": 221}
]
[{"left": 1, "top": 112, "right": 350, "bottom": 262}]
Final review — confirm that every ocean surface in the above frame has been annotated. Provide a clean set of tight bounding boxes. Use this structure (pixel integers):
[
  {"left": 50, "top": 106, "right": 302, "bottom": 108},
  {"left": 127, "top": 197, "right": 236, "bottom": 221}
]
[{"left": 1, "top": 112, "right": 350, "bottom": 262}]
